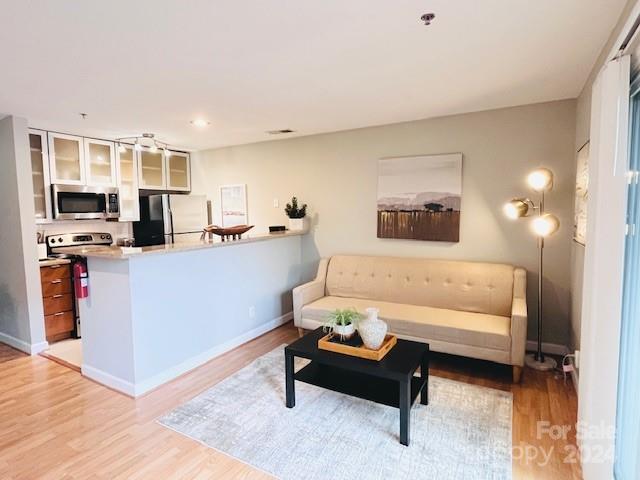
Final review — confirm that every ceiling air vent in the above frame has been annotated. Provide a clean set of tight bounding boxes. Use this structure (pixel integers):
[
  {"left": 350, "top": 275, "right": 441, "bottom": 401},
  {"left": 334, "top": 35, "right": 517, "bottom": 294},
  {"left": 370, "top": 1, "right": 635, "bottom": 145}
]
[{"left": 266, "top": 129, "right": 295, "bottom": 135}]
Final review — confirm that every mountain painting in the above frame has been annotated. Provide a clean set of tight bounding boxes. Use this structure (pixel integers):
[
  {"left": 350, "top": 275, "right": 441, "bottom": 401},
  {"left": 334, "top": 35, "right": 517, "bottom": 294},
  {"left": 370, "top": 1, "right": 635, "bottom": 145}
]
[{"left": 377, "top": 153, "right": 462, "bottom": 242}]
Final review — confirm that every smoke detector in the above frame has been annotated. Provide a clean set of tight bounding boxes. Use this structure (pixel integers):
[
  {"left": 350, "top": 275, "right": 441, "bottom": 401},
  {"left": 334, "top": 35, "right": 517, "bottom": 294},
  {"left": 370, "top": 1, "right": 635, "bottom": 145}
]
[{"left": 421, "top": 13, "right": 435, "bottom": 25}]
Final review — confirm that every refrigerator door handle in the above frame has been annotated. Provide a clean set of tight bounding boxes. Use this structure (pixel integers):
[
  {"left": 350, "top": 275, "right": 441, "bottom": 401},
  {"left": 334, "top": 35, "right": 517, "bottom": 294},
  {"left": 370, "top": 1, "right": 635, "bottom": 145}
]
[{"left": 168, "top": 208, "right": 175, "bottom": 244}]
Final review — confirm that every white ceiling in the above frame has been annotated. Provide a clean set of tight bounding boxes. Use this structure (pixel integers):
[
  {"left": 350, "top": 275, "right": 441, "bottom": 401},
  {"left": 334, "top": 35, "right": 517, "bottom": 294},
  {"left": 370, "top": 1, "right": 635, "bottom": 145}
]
[{"left": 0, "top": 0, "right": 627, "bottom": 150}]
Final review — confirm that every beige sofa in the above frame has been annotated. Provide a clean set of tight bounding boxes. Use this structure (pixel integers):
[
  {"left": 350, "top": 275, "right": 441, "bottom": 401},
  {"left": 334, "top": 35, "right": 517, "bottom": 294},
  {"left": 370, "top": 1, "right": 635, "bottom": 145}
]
[{"left": 293, "top": 255, "right": 527, "bottom": 382}]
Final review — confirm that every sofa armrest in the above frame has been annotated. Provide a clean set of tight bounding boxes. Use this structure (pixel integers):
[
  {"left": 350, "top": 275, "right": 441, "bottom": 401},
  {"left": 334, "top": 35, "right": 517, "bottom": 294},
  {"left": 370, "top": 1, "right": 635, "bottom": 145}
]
[
  {"left": 293, "top": 258, "right": 329, "bottom": 327},
  {"left": 511, "top": 297, "right": 528, "bottom": 366},
  {"left": 510, "top": 267, "right": 528, "bottom": 367}
]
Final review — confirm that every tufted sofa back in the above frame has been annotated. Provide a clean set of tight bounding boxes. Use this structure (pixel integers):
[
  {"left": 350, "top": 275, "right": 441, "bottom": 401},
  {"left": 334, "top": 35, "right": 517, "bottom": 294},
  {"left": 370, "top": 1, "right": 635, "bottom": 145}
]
[{"left": 325, "top": 255, "right": 516, "bottom": 317}]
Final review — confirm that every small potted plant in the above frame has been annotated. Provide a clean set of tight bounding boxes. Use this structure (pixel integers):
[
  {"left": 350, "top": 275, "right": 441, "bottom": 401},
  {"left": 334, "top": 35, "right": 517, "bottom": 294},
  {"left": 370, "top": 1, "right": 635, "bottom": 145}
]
[
  {"left": 285, "top": 196, "right": 308, "bottom": 231},
  {"left": 324, "top": 308, "right": 362, "bottom": 341}
]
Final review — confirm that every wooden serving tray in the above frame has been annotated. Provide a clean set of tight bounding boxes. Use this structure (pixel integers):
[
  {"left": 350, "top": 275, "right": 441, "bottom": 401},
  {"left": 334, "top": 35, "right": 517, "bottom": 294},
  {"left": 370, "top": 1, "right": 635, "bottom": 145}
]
[{"left": 318, "top": 332, "right": 397, "bottom": 361}]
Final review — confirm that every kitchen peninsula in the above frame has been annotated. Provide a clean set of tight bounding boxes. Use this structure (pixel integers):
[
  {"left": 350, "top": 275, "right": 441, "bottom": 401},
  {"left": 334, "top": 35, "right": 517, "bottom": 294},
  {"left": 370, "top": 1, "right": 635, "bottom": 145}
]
[{"left": 66, "top": 230, "right": 307, "bottom": 396}]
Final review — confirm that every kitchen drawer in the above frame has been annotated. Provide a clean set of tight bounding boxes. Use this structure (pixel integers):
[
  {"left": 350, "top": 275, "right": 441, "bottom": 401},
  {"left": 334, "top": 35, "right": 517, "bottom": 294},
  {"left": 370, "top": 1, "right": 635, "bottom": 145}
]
[
  {"left": 40, "top": 264, "right": 71, "bottom": 283},
  {"left": 41, "top": 277, "right": 72, "bottom": 298},
  {"left": 45, "top": 311, "right": 74, "bottom": 338},
  {"left": 43, "top": 294, "right": 73, "bottom": 316}
]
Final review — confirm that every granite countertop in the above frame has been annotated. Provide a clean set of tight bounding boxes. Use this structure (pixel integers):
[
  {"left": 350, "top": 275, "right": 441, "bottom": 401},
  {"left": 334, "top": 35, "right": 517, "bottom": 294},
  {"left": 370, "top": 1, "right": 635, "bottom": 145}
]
[
  {"left": 39, "top": 258, "right": 72, "bottom": 267},
  {"left": 59, "top": 229, "right": 308, "bottom": 260}
]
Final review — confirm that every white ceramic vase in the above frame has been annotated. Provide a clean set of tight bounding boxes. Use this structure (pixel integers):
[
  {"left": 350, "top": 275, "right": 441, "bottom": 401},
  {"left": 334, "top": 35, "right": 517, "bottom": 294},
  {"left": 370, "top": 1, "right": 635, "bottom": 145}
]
[
  {"left": 358, "top": 307, "right": 388, "bottom": 350},
  {"left": 289, "top": 217, "right": 308, "bottom": 231},
  {"left": 333, "top": 323, "right": 356, "bottom": 341}
]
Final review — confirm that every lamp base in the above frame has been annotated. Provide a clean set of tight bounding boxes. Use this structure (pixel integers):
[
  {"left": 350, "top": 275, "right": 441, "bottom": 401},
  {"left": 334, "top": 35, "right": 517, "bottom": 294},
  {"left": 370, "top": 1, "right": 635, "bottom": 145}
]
[{"left": 525, "top": 353, "right": 557, "bottom": 371}]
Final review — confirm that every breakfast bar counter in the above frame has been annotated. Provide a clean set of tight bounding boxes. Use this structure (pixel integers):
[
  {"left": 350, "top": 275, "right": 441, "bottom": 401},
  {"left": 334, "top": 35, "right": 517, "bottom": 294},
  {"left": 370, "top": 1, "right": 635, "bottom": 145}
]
[
  {"left": 77, "top": 230, "right": 307, "bottom": 396},
  {"left": 62, "top": 230, "right": 307, "bottom": 259}
]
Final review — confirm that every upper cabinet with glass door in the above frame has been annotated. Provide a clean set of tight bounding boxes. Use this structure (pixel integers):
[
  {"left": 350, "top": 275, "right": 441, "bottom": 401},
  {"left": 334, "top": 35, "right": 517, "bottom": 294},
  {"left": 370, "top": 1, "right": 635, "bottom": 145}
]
[
  {"left": 166, "top": 151, "right": 191, "bottom": 191},
  {"left": 29, "top": 129, "right": 52, "bottom": 222},
  {"left": 138, "top": 149, "right": 167, "bottom": 190},
  {"left": 48, "top": 132, "right": 85, "bottom": 185},
  {"left": 84, "top": 138, "right": 116, "bottom": 187},
  {"left": 116, "top": 144, "right": 140, "bottom": 222}
]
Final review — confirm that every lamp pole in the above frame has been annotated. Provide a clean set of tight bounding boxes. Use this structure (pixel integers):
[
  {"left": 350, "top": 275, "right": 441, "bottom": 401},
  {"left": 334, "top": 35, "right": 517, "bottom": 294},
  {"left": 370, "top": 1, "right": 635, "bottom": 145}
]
[
  {"left": 536, "top": 191, "right": 544, "bottom": 363},
  {"left": 525, "top": 188, "right": 558, "bottom": 371}
]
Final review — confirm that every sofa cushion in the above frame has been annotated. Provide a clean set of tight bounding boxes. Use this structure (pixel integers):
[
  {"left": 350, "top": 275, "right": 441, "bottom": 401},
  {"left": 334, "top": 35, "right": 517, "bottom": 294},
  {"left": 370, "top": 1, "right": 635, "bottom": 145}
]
[
  {"left": 325, "top": 255, "right": 515, "bottom": 317},
  {"left": 302, "top": 296, "right": 511, "bottom": 351}
]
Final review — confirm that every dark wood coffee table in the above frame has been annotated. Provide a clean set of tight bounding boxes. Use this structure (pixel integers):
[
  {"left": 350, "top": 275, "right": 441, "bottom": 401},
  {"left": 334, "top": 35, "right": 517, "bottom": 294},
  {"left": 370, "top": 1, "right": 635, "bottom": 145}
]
[{"left": 284, "top": 327, "right": 429, "bottom": 446}]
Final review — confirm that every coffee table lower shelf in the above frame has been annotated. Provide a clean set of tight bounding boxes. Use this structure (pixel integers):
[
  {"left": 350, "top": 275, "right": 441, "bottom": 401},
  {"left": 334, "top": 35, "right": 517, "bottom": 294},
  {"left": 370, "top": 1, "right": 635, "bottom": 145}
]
[{"left": 295, "top": 362, "right": 425, "bottom": 409}]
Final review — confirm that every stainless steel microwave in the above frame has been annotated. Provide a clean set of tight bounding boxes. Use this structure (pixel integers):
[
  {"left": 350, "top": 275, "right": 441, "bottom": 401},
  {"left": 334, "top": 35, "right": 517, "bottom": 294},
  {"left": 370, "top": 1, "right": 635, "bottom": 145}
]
[{"left": 52, "top": 185, "right": 120, "bottom": 220}]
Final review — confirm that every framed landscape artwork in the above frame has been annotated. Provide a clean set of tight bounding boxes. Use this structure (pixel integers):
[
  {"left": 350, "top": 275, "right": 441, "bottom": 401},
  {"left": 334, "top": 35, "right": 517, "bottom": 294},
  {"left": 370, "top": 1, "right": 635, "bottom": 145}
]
[
  {"left": 377, "top": 153, "right": 462, "bottom": 242},
  {"left": 220, "top": 184, "right": 248, "bottom": 227},
  {"left": 573, "top": 142, "right": 589, "bottom": 245}
]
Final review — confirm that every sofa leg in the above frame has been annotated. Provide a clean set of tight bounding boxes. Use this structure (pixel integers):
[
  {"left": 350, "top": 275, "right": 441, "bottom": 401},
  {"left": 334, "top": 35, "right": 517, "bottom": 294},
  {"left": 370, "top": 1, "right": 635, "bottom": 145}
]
[
  {"left": 297, "top": 328, "right": 305, "bottom": 338},
  {"left": 512, "top": 366, "right": 523, "bottom": 383}
]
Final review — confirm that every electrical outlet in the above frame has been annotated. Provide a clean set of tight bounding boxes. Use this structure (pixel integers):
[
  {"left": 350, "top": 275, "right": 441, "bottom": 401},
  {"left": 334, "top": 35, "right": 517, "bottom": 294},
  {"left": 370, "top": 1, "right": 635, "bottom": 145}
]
[
  {"left": 575, "top": 350, "right": 580, "bottom": 369},
  {"left": 249, "top": 306, "right": 256, "bottom": 319},
  {"left": 273, "top": 198, "right": 279, "bottom": 208}
]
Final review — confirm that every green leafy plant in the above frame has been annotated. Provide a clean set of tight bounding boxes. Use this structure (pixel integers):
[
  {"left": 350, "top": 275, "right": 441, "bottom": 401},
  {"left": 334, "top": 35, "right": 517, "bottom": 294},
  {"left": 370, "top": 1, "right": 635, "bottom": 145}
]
[
  {"left": 323, "top": 308, "right": 362, "bottom": 331},
  {"left": 285, "top": 196, "right": 307, "bottom": 219}
]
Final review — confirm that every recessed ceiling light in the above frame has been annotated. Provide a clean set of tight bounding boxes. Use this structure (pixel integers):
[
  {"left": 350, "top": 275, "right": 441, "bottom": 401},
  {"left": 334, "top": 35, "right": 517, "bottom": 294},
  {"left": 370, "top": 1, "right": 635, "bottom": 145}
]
[
  {"left": 266, "top": 129, "right": 295, "bottom": 135},
  {"left": 420, "top": 13, "right": 435, "bottom": 25},
  {"left": 190, "top": 118, "right": 210, "bottom": 128}
]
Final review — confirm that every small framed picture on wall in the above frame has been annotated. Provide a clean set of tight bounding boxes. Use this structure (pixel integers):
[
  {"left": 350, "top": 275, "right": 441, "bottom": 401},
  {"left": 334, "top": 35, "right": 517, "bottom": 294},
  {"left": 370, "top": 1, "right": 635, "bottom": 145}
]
[{"left": 220, "top": 184, "right": 248, "bottom": 226}]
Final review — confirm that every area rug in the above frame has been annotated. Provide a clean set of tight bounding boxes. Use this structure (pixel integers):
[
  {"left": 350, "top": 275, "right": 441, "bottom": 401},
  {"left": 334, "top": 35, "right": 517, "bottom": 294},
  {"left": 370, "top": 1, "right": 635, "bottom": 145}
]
[{"left": 159, "top": 346, "right": 512, "bottom": 480}]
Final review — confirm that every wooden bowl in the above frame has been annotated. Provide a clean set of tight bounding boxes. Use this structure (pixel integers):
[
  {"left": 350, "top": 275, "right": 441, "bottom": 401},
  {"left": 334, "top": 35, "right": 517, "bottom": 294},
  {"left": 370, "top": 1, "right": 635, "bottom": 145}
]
[{"left": 202, "top": 224, "right": 254, "bottom": 241}]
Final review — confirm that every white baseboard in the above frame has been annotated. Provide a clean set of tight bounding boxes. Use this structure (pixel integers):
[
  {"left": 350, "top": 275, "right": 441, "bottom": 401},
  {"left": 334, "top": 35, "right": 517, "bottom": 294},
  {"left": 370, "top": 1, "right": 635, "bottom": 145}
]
[
  {"left": 30, "top": 340, "right": 49, "bottom": 355},
  {"left": 526, "top": 340, "right": 569, "bottom": 356},
  {"left": 0, "top": 332, "right": 48, "bottom": 355},
  {"left": 82, "top": 312, "right": 293, "bottom": 397},
  {"left": 570, "top": 358, "right": 579, "bottom": 394},
  {"left": 82, "top": 364, "right": 136, "bottom": 396}
]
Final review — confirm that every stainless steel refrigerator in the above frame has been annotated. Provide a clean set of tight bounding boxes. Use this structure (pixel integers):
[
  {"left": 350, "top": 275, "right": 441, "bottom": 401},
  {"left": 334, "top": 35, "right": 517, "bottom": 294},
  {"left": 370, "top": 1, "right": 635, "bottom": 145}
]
[{"left": 133, "top": 194, "right": 210, "bottom": 246}]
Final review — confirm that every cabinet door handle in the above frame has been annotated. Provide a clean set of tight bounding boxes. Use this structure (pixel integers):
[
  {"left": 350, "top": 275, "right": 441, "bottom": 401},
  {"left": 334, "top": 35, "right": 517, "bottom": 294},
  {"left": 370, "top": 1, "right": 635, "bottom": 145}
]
[
  {"left": 51, "top": 279, "right": 62, "bottom": 284},
  {"left": 54, "top": 312, "right": 65, "bottom": 316},
  {"left": 53, "top": 294, "right": 63, "bottom": 298}
]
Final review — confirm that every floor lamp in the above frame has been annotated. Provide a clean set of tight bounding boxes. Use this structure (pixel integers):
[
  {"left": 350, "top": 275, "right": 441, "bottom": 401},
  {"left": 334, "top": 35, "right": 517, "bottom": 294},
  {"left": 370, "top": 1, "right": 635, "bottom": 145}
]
[{"left": 503, "top": 168, "right": 560, "bottom": 371}]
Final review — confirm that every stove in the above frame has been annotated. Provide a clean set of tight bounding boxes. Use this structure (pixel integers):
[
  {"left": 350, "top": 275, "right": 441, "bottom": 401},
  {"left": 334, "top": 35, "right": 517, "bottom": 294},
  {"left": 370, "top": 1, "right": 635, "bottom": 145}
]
[
  {"left": 47, "top": 232, "right": 113, "bottom": 256},
  {"left": 45, "top": 232, "right": 114, "bottom": 338}
]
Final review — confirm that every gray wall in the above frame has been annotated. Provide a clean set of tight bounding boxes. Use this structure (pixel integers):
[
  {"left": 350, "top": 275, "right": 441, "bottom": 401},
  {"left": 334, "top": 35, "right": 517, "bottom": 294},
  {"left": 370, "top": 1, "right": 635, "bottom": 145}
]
[
  {"left": 80, "top": 235, "right": 302, "bottom": 395},
  {"left": 570, "top": 0, "right": 637, "bottom": 352},
  {"left": 0, "top": 116, "right": 45, "bottom": 352},
  {"left": 192, "top": 100, "right": 577, "bottom": 346}
]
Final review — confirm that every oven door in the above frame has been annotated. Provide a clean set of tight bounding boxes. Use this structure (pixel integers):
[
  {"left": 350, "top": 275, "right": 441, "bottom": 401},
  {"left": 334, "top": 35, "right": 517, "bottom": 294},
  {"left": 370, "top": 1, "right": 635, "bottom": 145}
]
[{"left": 52, "top": 185, "right": 119, "bottom": 220}]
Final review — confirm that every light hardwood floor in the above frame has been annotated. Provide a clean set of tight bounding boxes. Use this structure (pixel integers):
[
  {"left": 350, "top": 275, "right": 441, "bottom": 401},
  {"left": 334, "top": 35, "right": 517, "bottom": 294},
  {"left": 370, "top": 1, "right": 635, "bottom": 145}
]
[{"left": 0, "top": 323, "right": 581, "bottom": 479}]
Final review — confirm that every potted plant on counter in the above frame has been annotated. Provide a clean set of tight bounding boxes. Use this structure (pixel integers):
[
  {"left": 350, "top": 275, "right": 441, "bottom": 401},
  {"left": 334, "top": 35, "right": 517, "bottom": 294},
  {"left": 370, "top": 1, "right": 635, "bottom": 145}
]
[
  {"left": 324, "top": 308, "right": 362, "bottom": 341},
  {"left": 285, "top": 196, "right": 308, "bottom": 231}
]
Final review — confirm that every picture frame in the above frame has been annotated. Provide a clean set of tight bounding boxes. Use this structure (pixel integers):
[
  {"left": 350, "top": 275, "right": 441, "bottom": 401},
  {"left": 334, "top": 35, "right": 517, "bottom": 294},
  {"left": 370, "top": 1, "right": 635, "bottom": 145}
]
[
  {"left": 377, "top": 153, "right": 462, "bottom": 242},
  {"left": 220, "top": 184, "right": 248, "bottom": 227}
]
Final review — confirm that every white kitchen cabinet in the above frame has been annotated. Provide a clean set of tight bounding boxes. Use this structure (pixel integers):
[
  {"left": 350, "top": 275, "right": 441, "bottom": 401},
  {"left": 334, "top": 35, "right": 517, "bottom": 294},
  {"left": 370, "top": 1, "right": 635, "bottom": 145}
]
[
  {"left": 29, "top": 129, "right": 52, "bottom": 222},
  {"left": 47, "top": 132, "right": 85, "bottom": 185},
  {"left": 166, "top": 151, "right": 191, "bottom": 191},
  {"left": 116, "top": 144, "right": 140, "bottom": 221},
  {"left": 138, "top": 149, "right": 167, "bottom": 190},
  {"left": 84, "top": 138, "right": 116, "bottom": 187}
]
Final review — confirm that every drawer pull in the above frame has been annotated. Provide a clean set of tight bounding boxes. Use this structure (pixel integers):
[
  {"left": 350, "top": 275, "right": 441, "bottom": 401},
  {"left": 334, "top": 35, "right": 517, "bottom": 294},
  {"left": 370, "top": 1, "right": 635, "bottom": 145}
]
[
  {"left": 53, "top": 294, "right": 64, "bottom": 298},
  {"left": 49, "top": 265, "right": 61, "bottom": 269},
  {"left": 54, "top": 312, "right": 65, "bottom": 316},
  {"left": 51, "top": 279, "right": 62, "bottom": 284}
]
